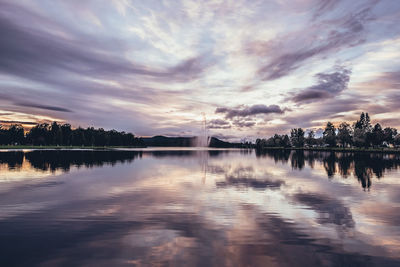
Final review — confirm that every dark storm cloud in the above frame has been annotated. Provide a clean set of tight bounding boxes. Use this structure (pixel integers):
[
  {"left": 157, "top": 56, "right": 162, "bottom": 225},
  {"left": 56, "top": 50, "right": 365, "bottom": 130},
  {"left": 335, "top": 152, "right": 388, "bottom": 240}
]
[
  {"left": 15, "top": 102, "right": 72, "bottom": 113},
  {"left": 256, "top": 7, "right": 373, "bottom": 81},
  {"left": 215, "top": 104, "right": 284, "bottom": 119},
  {"left": 290, "top": 67, "right": 351, "bottom": 103}
]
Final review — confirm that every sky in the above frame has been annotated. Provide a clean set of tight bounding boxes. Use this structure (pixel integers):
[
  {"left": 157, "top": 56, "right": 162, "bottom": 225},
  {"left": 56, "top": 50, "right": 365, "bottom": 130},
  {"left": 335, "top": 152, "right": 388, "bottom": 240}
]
[{"left": 0, "top": 0, "right": 400, "bottom": 141}]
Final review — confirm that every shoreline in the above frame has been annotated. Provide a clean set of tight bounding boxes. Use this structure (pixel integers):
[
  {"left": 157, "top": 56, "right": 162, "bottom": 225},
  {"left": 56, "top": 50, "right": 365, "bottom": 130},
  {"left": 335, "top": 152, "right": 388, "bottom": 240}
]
[
  {"left": 1, "top": 145, "right": 399, "bottom": 154},
  {"left": 0, "top": 145, "right": 147, "bottom": 150},
  {"left": 0, "top": 145, "right": 245, "bottom": 151},
  {"left": 257, "top": 146, "right": 400, "bottom": 154}
]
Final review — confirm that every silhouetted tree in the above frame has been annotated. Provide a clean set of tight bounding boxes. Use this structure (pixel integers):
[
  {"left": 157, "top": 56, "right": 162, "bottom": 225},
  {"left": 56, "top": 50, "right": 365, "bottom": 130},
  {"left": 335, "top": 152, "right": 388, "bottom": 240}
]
[
  {"left": 256, "top": 134, "right": 290, "bottom": 148},
  {"left": 306, "top": 130, "right": 315, "bottom": 146},
  {"left": 383, "top": 127, "right": 397, "bottom": 146},
  {"left": 290, "top": 128, "right": 305, "bottom": 147},
  {"left": 290, "top": 150, "right": 305, "bottom": 169},
  {"left": 61, "top": 124, "right": 72, "bottom": 145},
  {"left": 371, "top": 123, "right": 384, "bottom": 147},
  {"left": 0, "top": 124, "right": 25, "bottom": 145},
  {"left": 353, "top": 112, "right": 372, "bottom": 147},
  {"left": 337, "top": 122, "right": 352, "bottom": 147},
  {"left": 282, "top": 134, "right": 291, "bottom": 147},
  {"left": 323, "top": 122, "right": 336, "bottom": 147},
  {"left": 21, "top": 121, "right": 142, "bottom": 147},
  {"left": 26, "top": 123, "right": 50, "bottom": 145},
  {"left": 50, "top": 122, "right": 62, "bottom": 145},
  {"left": 394, "top": 134, "right": 400, "bottom": 147},
  {"left": 354, "top": 112, "right": 365, "bottom": 129}
]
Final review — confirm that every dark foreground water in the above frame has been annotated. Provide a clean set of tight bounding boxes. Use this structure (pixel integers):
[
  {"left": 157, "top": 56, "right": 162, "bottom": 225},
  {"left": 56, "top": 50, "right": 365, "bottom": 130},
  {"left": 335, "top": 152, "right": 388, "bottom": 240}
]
[{"left": 1, "top": 149, "right": 400, "bottom": 266}]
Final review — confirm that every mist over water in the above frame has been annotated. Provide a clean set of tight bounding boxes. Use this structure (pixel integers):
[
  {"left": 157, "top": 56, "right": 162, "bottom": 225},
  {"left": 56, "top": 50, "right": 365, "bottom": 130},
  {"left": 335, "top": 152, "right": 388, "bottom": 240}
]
[
  {"left": 1, "top": 149, "right": 400, "bottom": 266},
  {"left": 196, "top": 113, "right": 210, "bottom": 147}
]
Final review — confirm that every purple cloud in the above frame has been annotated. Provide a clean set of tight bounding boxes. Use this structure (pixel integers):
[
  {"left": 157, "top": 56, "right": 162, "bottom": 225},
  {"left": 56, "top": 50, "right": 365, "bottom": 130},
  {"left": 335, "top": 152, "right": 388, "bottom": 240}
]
[
  {"left": 215, "top": 104, "right": 285, "bottom": 119},
  {"left": 290, "top": 67, "right": 351, "bottom": 103},
  {"left": 255, "top": 6, "right": 373, "bottom": 81}
]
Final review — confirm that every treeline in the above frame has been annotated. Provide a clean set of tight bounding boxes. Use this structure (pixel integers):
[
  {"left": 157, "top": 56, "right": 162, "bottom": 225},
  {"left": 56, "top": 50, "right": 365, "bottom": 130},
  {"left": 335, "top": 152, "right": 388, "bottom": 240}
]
[
  {"left": 0, "top": 122, "right": 144, "bottom": 147},
  {"left": 256, "top": 112, "right": 400, "bottom": 149}
]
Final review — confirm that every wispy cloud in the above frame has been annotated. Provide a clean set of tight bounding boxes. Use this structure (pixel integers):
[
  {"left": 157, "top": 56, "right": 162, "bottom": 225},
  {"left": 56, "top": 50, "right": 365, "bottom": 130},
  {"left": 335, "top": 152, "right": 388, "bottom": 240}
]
[
  {"left": 208, "top": 119, "right": 231, "bottom": 129},
  {"left": 253, "top": 5, "right": 374, "bottom": 81},
  {"left": 216, "top": 104, "right": 285, "bottom": 119},
  {"left": 0, "top": 0, "right": 399, "bottom": 139},
  {"left": 14, "top": 102, "right": 72, "bottom": 113},
  {"left": 289, "top": 67, "right": 351, "bottom": 103}
]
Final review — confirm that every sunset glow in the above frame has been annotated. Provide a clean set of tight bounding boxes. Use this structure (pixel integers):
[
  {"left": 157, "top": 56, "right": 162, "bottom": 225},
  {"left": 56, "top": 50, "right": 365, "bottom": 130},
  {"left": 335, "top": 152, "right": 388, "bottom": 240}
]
[{"left": 1, "top": 0, "right": 399, "bottom": 140}]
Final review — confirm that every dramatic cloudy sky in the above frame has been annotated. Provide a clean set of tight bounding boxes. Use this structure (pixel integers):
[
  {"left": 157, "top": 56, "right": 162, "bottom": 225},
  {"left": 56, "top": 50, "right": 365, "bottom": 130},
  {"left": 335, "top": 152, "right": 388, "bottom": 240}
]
[{"left": 1, "top": 0, "right": 400, "bottom": 140}]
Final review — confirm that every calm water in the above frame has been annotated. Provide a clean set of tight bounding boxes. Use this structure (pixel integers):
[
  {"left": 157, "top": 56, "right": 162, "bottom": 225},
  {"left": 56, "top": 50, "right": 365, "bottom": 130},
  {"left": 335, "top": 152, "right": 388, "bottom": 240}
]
[{"left": 1, "top": 149, "right": 400, "bottom": 266}]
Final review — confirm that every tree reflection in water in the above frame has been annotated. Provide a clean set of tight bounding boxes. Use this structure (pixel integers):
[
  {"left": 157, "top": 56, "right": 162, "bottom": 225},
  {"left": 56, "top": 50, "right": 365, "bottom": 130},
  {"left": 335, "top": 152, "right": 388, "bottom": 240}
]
[
  {"left": 1, "top": 149, "right": 399, "bottom": 190},
  {"left": 1, "top": 149, "right": 400, "bottom": 266},
  {"left": 256, "top": 150, "right": 400, "bottom": 190}
]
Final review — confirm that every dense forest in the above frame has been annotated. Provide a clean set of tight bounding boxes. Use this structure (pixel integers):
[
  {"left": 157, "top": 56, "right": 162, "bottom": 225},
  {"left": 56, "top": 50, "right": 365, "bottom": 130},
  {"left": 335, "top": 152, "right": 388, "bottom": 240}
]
[
  {"left": 256, "top": 112, "right": 400, "bottom": 149},
  {"left": 0, "top": 122, "right": 144, "bottom": 147},
  {"left": 2, "top": 112, "right": 399, "bottom": 149}
]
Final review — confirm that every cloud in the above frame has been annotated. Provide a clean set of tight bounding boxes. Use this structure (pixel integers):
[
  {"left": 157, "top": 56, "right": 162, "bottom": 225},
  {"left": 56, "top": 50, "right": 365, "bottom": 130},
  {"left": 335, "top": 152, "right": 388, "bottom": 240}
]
[
  {"left": 355, "top": 71, "right": 400, "bottom": 92},
  {"left": 312, "top": 0, "right": 341, "bottom": 20},
  {"left": 0, "top": 9, "right": 211, "bottom": 85},
  {"left": 207, "top": 119, "right": 231, "bottom": 129},
  {"left": 290, "top": 67, "right": 351, "bottom": 103},
  {"left": 291, "top": 90, "right": 331, "bottom": 103},
  {"left": 232, "top": 119, "right": 256, "bottom": 128},
  {"left": 0, "top": 120, "right": 38, "bottom": 125},
  {"left": 293, "top": 192, "right": 355, "bottom": 228},
  {"left": 255, "top": 6, "right": 373, "bottom": 80},
  {"left": 217, "top": 176, "right": 284, "bottom": 190},
  {"left": 215, "top": 164, "right": 284, "bottom": 190},
  {"left": 15, "top": 102, "right": 72, "bottom": 113},
  {"left": 0, "top": 0, "right": 399, "bottom": 138},
  {"left": 215, "top": 104, "right": 285, "bottom": 119}
]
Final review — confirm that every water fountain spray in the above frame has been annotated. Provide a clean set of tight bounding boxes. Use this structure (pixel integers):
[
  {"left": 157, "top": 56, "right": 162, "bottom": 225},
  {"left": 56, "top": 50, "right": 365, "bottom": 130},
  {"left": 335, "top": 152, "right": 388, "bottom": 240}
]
[{"left": 197, "top": 112, "right": 209, "bottom": 147}]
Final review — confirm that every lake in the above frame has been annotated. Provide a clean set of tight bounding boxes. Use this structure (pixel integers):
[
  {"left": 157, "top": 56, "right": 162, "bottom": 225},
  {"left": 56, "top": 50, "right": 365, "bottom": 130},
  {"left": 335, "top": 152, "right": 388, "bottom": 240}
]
[{"left": 1, "top": 149, "right": 400, "bottom": 266}]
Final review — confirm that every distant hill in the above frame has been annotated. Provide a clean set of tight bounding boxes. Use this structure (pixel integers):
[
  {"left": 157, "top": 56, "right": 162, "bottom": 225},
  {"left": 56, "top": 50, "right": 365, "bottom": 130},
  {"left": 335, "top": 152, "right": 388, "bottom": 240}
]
[
  {"left": 208, "top": 137, "right": 246, "bottom": 148},
  {"left": 141, "top": 136, "right": 196, "bottom": 147},
  {"left": 141, "top": 136, "right": 246, "bottom": 148}
]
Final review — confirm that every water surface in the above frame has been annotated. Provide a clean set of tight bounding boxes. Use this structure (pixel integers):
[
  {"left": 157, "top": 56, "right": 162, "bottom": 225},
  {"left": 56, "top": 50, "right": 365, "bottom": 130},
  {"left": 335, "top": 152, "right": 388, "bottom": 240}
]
[{"left": 1, "top": 149, "right": 400, "bottom": 266}]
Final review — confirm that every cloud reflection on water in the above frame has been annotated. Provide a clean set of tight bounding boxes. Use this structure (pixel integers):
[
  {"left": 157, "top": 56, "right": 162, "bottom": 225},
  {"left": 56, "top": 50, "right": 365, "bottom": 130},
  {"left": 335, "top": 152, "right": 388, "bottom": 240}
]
[{"left": 0, "top": 149, "right": 400, "bottom": 266}]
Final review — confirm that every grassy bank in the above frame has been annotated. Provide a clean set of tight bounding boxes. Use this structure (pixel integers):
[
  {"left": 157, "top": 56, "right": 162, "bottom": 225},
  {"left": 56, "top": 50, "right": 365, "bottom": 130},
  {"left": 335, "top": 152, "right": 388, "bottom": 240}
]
[
  {"left": 0, "top": 145, "right": 146, "bottom": 150},
  {"left": 259, "top": 146, "right": 400, "bottom": 154}
]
